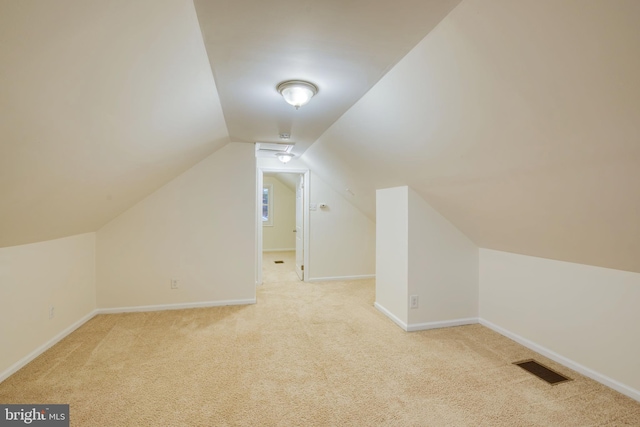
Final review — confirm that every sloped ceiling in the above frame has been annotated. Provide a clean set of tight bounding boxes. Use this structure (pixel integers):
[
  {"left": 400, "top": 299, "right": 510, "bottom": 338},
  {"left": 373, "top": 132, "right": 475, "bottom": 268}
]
[
  {"left": 303, "top": 0, "right": 640, "bottom": 273},
  {"left": 0, "top": 0, "right": 229, "bottom": 247},
  {"left": 272, "top": 173, "right": 298, "bottom": 192},
  {"left": 0, "top": 0, "right": 460, "bottom": 249},
  {"left": 2, "top": 0, "right": 639, "bottom": 275},
  {"left": 193, "top": 0, "right": 461, "bottom": 155}
]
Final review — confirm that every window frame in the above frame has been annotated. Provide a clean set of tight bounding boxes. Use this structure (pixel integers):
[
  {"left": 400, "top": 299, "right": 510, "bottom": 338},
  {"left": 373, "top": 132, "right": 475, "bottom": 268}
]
[{"left": 262, "top": 183, "right": 273, "bottom": 226}]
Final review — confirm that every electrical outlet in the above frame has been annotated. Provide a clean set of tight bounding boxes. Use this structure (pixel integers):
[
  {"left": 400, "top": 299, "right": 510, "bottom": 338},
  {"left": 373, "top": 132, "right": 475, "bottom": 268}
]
[
  {"left": 171, "top": 279, "right": 179, "bottom": 289},
  {"left": 49, "top": 306, "right": 55, "bottom": 319},
  {"left": 409, "top": 295, "right": 419, "bottom": 309}
]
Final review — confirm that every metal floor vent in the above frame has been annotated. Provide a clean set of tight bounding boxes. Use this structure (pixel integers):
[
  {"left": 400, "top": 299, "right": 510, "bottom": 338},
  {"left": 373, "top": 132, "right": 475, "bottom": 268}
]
[
  {"left": 274, "top": 260, "right": 284, "bottom": 264},
  {"left": 514, "top": 359, "right": 572, "bottom": 385}
]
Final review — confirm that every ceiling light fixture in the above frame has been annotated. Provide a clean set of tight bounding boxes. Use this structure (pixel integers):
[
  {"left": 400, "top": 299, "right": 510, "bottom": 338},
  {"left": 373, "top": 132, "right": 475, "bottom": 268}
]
[
  {"left": 277, "top": 80, "right": 318, "bottom": 109},
  {"left": 275, "top": 152, "right": 294, "bottom": 164}
]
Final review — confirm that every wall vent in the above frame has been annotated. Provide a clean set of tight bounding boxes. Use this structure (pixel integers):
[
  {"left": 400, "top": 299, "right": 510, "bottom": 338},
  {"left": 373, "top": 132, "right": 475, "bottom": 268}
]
[{"left": 255, "top": 142, "right": 294, "bottom": 157}]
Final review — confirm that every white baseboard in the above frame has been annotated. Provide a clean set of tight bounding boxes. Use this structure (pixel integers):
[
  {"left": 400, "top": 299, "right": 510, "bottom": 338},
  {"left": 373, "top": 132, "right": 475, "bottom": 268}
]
[
  {"left": 308, "top": 274, "right": 375, "bottom": 282},
  {"left": 0, "top": 309, "right": 99, "bottom": 383},
  {"left": 262, "top": 248, "right": 295, "bottom": 252},
  {"left": 374, "top": 302, "right": 408, "bottom": 330},
  {"left": 479, "top": 318, "right": 640, "bottom": 403},
  {"left": 374, "top": 302, "right": 478, "bottom": 332},
  {"left": 407, "top": 317, "right": 479, "bottom": 332},
  {"left": 0, "top": 299, "right": 256, "bottom": 384},
  {"left": 97, "top": 298, "right": 256, "bottom": 314}
]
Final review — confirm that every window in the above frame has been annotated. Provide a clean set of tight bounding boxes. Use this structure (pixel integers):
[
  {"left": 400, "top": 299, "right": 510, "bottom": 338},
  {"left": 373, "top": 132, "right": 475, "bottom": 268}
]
[{"left": 262, "top": 184, "right": 273, "bottom": 226}]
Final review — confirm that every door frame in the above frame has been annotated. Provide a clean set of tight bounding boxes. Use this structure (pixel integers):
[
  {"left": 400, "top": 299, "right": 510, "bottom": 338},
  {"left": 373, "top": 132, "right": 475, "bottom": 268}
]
[{"left": 256, "top": 167, "right": 310, "bottom": 286}]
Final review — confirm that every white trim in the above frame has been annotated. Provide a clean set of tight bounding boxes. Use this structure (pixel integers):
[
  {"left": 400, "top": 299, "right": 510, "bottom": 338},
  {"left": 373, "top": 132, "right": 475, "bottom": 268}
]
[
  {"left": 262, "top": 183, "right": 273, "bottom": 226},
  {"left": 309, "top": 274, "right": 376, "bottom": 282},
  {"left": 406, "top": 317, "right": 478, "bottom": 332},
  {"left": 479, "top": 318, "right": 640, "bottom": 403},
  {"left": 262, "top": 248, "right": 296, "bottom": 252},
  {"left": 97, "top": 299, "right": 256, "bottom": 314},
  {"left": 256, "top": 167, "right": 310, "bottom": 284},
  {"left": 374, "top": 302, "right": 408, "bottom": 330},
  {"left": 0, "top": 299, "right": 258, "bottom": 383},
  {"left": 0, "top": 309, "right": 98, "bottom": 383},
  {"left": 375, "top": 302, "right": 479, "bottom": 332},
  {"left": 256, "top": 167, "right": 264, "bottom": 285}
]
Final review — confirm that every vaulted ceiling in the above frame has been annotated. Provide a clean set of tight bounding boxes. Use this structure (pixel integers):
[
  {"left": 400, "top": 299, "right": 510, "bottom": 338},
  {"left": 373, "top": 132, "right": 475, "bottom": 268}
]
[
  {"left": 0, "top": 0, "right": 458, "bottom": 247},
  {"left": 0, "top": 0, "right": 228, "bottom": 247},
  {"left": 304, "top": 0, "right": 640, "bottom": 272},
  {"left": 1, "top": 1, "right": 639, "bottom": 273},
  {"left": 193, "top": 0, "right": 461, "bottom": 154}
]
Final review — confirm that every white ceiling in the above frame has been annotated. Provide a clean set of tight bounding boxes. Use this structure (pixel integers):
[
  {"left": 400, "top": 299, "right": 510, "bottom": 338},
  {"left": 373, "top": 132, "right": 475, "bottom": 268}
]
[
  {"left": 2, "top": 0, "right": 639, "bottom": 275},
  {"left": 0, "top": 0, "right": 459, "bottom": 248},
  {"left": 0, "top": 0, "right": 229, "bottom": 247},
  {"left": 303, "top": 0, "right": 640, "bottom": 272},
  {"left": 193, "top": 0, "right": 461, "bottom": 155}
]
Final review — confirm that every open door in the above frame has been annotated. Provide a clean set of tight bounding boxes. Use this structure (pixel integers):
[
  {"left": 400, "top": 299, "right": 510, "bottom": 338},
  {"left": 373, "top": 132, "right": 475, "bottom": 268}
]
[
  {"left": 256, "top": 167, "right": 309, "bottom": 286},
  {"left": 295, "top": 174, "right": 304, "bottom": 280}
]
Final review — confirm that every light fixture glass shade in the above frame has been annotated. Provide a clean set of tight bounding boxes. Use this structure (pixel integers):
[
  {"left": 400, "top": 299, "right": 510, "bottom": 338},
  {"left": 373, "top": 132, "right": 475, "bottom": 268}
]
[
  {"left": 277, "top": 80, "right": 318, "bottom": 109},
  {"left": 275, "top": 152, "right": 294, "bottom": 164}
]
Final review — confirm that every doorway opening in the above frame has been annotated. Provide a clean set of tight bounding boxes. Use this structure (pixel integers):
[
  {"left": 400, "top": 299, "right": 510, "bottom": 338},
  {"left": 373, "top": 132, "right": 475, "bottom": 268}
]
[{"left": 256, "top": 167, "right": 310, "bottom": 286}]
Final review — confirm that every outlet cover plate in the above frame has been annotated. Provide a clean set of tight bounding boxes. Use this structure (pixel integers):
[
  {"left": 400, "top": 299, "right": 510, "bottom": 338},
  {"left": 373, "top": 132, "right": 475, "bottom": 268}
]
[{"left": 409, "top": 295, "right": 419, "bottom": 309}]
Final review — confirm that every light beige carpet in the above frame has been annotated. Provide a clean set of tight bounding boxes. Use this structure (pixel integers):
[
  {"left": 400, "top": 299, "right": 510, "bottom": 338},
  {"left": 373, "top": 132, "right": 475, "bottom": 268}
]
[{"left": 1, "top": 251, "right": 639, "bottom": 426}]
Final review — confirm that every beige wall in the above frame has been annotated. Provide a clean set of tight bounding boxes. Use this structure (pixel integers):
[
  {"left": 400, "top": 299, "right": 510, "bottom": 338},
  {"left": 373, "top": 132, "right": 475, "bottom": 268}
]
[
  {"left": 258, "top": 157, "right": 375, "bottom": 280},
  {"left": 0, "top": 233, "right": 96, "bottom": 380},
  {"left": 298, "top": 0, "right": 640, "bottom": 274},
  {"left": 96, "top": 143, "right": 256, "bottom": 309},
  {"left": 407, "top": 187, "right": 478, "bottom": 326},
  {"left": 308, "top": 172, "right": 375, "bottom": 280},
  {"left": 479, "top": 249, "right": 640, "bottom": 398},
  {"left": 375, "top": 186, "right": 478, "bottom": 330},
  {"left": 375, "top": 186, "right": 409, "bottom": 325},
  {"left": 262, "top": 176, "right": 296, "bottom": 251}
]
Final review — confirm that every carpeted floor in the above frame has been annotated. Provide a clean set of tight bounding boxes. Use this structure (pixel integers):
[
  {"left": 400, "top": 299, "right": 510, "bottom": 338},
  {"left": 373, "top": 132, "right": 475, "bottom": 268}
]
[{"left": 1, "top": 251, "right": 639, "bottom": 426}]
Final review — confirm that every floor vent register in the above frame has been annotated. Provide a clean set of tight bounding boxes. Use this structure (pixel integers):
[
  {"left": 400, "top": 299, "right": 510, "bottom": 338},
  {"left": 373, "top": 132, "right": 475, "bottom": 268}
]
[{"left": 513, "top": 359, "right": 572, "bottom": 385}]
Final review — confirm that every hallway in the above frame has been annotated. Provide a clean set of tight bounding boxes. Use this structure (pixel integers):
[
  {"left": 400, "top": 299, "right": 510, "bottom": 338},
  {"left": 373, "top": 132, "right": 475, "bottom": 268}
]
[{"left": 262, "top": 250, "right": 299, "bottom": 283}]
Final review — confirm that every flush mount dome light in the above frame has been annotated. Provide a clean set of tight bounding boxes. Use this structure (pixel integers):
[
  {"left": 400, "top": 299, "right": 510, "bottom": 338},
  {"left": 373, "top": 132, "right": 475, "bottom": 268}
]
[
  {"left": 275, "top": 152, "right": 295, "bottom": 164},
  {"left": 277, "top": 80, "right": 318, "bottom": 109}
]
